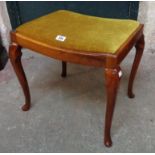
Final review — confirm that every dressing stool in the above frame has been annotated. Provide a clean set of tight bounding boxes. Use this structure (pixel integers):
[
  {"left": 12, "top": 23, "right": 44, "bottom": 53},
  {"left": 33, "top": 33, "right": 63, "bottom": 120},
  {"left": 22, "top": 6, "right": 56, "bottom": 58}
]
[{"left": 9, "top": 10, "right": 144, "bottom": 147}]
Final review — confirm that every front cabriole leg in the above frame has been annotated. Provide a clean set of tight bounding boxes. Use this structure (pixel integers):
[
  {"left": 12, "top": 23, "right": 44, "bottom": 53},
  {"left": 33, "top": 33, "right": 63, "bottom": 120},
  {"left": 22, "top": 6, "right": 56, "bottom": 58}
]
[
  {"left": 128, "top": 34, "right": 144, "bottom": 98},
  {"left": 104, "top": 66, "right": 122, "bottom": 147},
  {"left": 9, "top": 43, "right": 31, "bottom": 111}
]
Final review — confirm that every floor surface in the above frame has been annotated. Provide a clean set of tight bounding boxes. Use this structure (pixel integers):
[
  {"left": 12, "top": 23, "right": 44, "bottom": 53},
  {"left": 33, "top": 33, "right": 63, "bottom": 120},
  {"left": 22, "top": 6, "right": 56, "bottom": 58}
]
[{"left": 0, "top": 48, "right": 155, "bottom": 152}]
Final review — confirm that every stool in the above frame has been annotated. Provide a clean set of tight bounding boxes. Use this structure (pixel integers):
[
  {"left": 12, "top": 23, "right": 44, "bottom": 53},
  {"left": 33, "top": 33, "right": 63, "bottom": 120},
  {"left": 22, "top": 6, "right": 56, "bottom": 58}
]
[{"left": 9, "top": 10, "right": 145, "bottom": 147}]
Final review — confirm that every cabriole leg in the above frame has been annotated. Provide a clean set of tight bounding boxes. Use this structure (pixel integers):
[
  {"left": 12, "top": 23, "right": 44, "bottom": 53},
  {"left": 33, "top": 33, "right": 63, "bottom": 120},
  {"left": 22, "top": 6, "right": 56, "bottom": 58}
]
[
  {"left": 104, "top": 66, "right": 122, "bottom": 147},
  {"left": 9, "top": 43, "right": 31, "bottom": 111},
  {"left": 128, "top": 34, "right": 144, "bottom": 98}
]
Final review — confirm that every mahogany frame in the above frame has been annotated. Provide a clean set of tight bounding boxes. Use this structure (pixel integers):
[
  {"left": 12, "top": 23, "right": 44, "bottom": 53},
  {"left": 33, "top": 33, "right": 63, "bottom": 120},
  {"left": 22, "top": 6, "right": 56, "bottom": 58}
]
[{"left": 9, "top": 24, "right": 144, "bottom": 147}]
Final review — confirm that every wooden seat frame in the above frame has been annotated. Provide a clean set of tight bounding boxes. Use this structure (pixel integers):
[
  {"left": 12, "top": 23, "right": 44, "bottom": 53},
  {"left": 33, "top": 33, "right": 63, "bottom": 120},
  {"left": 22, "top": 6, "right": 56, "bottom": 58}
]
[{"left": 9, "top": 24, "right": 144, "bottom": 147}]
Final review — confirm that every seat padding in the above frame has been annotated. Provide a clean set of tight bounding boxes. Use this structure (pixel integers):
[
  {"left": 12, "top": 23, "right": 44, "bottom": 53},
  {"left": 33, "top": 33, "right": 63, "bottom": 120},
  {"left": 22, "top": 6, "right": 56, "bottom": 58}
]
[{"left": 16, "top": 10, "right": 140, "bottom": 54}]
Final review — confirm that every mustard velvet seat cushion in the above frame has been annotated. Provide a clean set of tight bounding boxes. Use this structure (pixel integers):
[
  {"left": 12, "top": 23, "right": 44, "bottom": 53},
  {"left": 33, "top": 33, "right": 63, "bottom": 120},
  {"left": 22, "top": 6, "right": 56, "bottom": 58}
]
[{"left": 16, "top": 10, "right": 140, "bottom": 54}]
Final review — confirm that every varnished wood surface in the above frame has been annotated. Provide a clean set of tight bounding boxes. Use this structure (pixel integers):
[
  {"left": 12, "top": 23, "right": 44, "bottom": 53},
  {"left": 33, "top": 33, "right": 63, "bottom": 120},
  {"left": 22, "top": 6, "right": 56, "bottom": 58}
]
[
  {"left": 128, "top": 34, "right": 144, "bottom": 98},
  {"left": 104, "top": 66, "right": 122, "bottom": 147},
  {"left": 9, "top": 43, "right": 31, "bottom": 111}
]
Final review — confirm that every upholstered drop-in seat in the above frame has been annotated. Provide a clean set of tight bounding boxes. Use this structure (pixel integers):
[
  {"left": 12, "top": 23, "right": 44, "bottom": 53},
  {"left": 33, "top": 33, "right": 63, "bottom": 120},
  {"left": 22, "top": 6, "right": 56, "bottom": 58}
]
[{"left": 16, "top": 10, "right": 140, "bottom": 54}]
